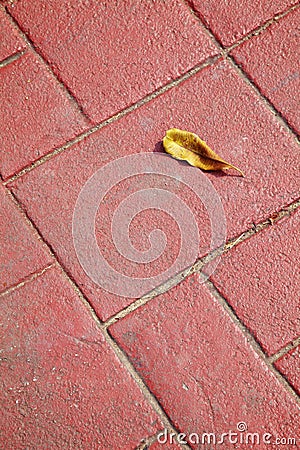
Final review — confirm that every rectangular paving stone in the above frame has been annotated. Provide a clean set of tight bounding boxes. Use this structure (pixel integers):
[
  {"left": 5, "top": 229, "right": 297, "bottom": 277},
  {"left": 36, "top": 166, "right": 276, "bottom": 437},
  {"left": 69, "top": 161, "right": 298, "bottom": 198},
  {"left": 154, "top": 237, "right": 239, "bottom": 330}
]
[
  {"left": 232, "top": 8, "right": 300, "bottom": 133},
  {"left": 211, "top": 209, "right": 300, "bottom": 356},
  {"left": 0, "top": 7, "right": 26, "bottom": 62},
  {"left": 189, "top": 0, "right": 298, "bottom": 47},
  {"left": 275, "top": 346, "right": 300, "bottom": 396},
  {"left": 110, "top": 277, "right": 300, "bottom": 447},
  {"left": 0, "top": 184, "right": 53, "bottom": 293},
  {"left": 9, "top": 59, "right": 300, "bottom": 321},
  {"left": 0, "top": 51, "right": 90, "bottom": 180},
  {"left": 0, "top": 266, "right": 162, "bottom": 449},
  {"left": 7, "top": 0, "right": 219, "bottom": 123}
]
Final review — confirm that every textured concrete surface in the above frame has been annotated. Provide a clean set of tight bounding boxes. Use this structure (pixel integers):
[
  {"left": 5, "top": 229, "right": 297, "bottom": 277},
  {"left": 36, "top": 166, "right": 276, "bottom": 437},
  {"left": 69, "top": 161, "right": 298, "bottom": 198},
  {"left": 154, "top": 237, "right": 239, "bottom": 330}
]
[
  {"left": 232, "top": 7, "right": 300, "bottom": 133},
  {"left": 0, "top": 184, "right": 53, "bottom": 293},
  {"left": 0, "top": 51, "right": 90, "bottom": 180},
  {"left": 189, "top": 0, "right": 298, "bottom": 46},
  {"left": 275, "top": 345, "right": 300, "bottom": 396},
  {"left": 7, "top": 0, "right": 218, "bottom": 123},
  {"left": 0, "top": 267, "right": 162, "bottom": 448},
  {"left": 1, "top": 1, "right": 299, "bottom": 448},
  {"left": 0, "top": 8, "right": 26, "bottom": 62},
  {"left": 110, "top": 277, "right": 300, "bottom": 447},
  {"left": 210, "top": 209, "right": 300, "bottom": 355},
  {"left": 9, "top": 59, "right": 300, "bottom": 320}
]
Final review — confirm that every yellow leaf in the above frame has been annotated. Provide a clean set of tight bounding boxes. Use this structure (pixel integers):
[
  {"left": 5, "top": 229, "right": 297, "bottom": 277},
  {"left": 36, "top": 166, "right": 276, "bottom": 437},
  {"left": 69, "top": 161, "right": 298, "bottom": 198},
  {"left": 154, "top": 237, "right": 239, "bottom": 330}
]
[{"left": 162, "top": 128, "right": 244, "bottom": 177}]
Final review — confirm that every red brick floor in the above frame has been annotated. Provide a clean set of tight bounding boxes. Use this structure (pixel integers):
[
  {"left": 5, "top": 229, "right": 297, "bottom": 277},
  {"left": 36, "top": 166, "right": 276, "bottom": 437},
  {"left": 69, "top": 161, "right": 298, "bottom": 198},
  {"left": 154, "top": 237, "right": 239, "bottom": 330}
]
[
  {"left": 0, "top": 1, "right": 299, "bottom": 449},
  {"left": 231, "top": 6, "right": 300, "bottom": 134},
  {"left": 0, "top": 7, "right": 26, "bottom": 61},
  {"left": 275, "top": 346, "right": 300, "bottom": 396}
]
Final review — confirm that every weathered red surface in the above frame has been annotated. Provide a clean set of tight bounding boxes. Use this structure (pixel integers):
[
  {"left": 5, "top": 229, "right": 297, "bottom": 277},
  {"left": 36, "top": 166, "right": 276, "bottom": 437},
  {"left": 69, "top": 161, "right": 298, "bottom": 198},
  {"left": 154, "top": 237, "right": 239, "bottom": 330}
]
[
  {"left": 110, "top": 277, "right": 300, "bottom": 448},
  {"left": 1, "top": 2, "right": 299, "bottom": 447},
  {"left": 0, "top": 51, "right": 90, "bottom": 180},
  {"left": 7, "top": 0, "right": 219, "bottom": 122},
  {"left": 189, "top": 0, "right": 298, "bottom": 47},
  {"left": 211, "top": 209, "right": 300, "bottom": 355},
  {"left": 275, "top": 346, "right": 300, "bottom": 396},
  {"left": 232, "top": 8, "right": 300, "bottom": 133},
  {"left": 0, "top": 267, "right": 162, "bottom": 448},
  {"left": 0, "top": 184, "right": 53, "bottom": 293},
  {"left": 0, "top": 8, "right": 25, "bottom": 62},
  {"left": 10, "top": 60, "right": 300, "bottom": 320}
]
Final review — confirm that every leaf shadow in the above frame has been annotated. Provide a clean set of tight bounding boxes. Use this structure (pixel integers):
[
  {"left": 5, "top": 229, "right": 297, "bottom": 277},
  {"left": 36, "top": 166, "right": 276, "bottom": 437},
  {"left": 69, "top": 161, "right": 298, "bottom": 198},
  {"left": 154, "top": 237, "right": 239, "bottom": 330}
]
[{"left": 153, "top": 141, "right": 164, "bottom": 153}]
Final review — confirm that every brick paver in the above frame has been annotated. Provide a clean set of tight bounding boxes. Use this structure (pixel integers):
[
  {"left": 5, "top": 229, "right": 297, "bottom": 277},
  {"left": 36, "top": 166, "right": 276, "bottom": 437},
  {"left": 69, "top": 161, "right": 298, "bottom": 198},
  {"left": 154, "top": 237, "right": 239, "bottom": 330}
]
[
  {"left": 0, "top": 184, "right": 52, "bottom": 293},
  {"left": 1, "top": 1, "right": 299, "bottom": 448},
  {"left": 0, "top": 266, "right": 162, "bottom": 448},
  {"left": 189, "top": 0, "right": 298, "bottom": 47},
  {"left": 275, "top": 346, "right": 300, "bottom": 396},
  {"left": 110, "top": 277, "right": 300, "bottom": 448},
  {"left": 9, "top": 59, "right": 300, "bottom": 320},
  {"left": 211, "top": 209, "right": 300, "bottom": 356},
  {"left": 0, "top": 8, "right": 25, "bottom": 62},
  {"left": 232, "top": 8, "right": 300, "bottom": 133},
  {"left": 0, "top": 51, "right": 90, "bottom": 180},
  {"left": 7, "top": 0, "right": 219, "bottom": 123}
]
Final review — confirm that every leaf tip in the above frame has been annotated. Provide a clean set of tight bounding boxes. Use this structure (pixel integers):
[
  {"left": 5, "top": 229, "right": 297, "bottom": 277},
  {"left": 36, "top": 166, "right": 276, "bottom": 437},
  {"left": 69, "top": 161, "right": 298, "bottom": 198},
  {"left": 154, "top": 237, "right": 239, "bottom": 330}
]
[{"left": 235, "top": 167, "right": 245, "bottom": 177}]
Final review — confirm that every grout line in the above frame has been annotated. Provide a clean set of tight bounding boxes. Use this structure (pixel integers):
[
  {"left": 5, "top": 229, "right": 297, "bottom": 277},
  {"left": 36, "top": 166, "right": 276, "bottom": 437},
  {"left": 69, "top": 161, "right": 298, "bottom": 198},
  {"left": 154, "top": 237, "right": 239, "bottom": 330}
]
[
  {"left": 205, "top": 280, "right": 300, "bottom": 402},
  {"left": 103, "top": 249, "right": 223, "bottom": 329},
  {"left": 4, "top": 175, "right": 300, "bottom": 434},
  {"left": 0, "top": 49, "right": 26, "bottom": 68},
  {"left": 223, "top": 197, "right": 300, "bottom": 249},
  {"left": 268, "top": 336, "right": 300, "bottom": 364},
  {"left": 134, "top": 433, "right": 158, "bottom": 450},
  {"left": 56, "top": 262, "right": 193, "bottom": 448},
  {"left": 226, "top": 3, "right": 300, "bottom": 52},
  {"left": 3, "top": 0, "right": 299, "bottom": 435},
  {"left": 105, "top": 329, "right": 193, "bottom": 450},
  {"left": 3, "top": 54, "right": 221, "bottom": 185},
  {"left": 135, "top": 430, "right": 191, "bottom": 449},
  {"left": 104, "top": 197, "right": 300, "bottom": 328},
  {"left": 5, "top": 188, "right": 193, "bottom": 447},
  {"left": 3, "top": 124, "right": 100, "bottom": 185},
  {"left": 181, "top": 0, "right": 227, "bottom": 57},
  {"left": 5, "top": 173, "right": 300, "bottom": 350},
  {"left": 3, "top": 193, "right": 299, "bottom": 438},
  {"left": 182, "top": 0, "right": 300, "bottom": 140},
  {"left": 227, "top": 55, "right": 300, "bottom": 138},
  {"left": 182, "top": 0, "right": 299, "bottom": 53},
  {"left": 0, "top": 263, "right": 55, "bottom": 298},
  {"left": 4, "top": 7, "right": 92, "bottom": 123},
  {"left": 5, "top": 187, "right": 56, "bottom": 257}
]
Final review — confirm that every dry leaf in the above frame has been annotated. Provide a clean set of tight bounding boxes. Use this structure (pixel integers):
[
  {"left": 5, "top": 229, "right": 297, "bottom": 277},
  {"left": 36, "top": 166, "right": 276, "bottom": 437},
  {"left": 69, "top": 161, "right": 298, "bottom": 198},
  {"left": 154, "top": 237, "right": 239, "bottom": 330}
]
[{"left": 163, "top": 128, "right": 244, "bottom": 176}]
